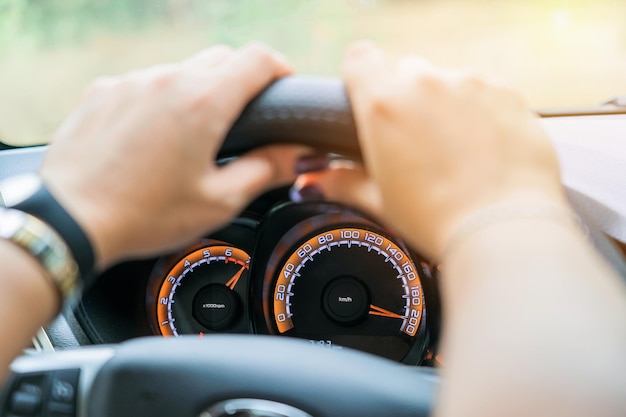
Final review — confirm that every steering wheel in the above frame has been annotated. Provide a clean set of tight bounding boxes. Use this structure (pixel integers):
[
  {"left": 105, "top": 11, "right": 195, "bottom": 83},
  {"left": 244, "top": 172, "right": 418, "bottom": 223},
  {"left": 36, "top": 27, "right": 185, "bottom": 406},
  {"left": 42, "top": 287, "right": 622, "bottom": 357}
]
[{"left": 0, "top": 77, "right": 440, "bottom": 417}]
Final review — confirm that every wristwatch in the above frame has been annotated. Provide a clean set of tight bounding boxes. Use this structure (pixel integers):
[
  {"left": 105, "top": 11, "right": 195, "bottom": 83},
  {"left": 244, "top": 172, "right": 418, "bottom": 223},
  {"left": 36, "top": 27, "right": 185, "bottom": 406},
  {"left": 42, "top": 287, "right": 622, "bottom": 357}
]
[
  {"left": 0, "top": 174, "right": 95, "bottom": 308},
  {"left": 0, "top": 207, "right": 80, "bottom": 307}
]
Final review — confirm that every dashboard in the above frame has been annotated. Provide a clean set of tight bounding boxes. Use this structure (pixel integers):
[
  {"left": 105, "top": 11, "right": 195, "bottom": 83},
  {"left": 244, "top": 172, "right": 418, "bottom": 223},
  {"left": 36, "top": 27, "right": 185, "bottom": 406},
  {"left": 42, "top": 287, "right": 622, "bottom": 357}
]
[{"left": 76, "top": 188, "right": 440, "bottom": 365}]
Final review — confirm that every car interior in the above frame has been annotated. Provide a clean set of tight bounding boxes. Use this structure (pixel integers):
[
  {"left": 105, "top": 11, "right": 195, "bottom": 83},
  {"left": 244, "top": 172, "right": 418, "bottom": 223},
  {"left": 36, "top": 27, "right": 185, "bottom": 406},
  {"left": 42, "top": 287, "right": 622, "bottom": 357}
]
[{"left": 1, "top": 1, "right": 625, "bottom": 417}]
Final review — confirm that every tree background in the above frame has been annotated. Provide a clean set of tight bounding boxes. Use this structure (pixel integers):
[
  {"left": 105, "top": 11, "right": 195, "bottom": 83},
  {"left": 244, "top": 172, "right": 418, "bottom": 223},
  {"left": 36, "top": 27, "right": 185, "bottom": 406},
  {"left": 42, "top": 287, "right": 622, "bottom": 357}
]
[{"left": 1, "top": 0, "right": 626, "bottom": 145}]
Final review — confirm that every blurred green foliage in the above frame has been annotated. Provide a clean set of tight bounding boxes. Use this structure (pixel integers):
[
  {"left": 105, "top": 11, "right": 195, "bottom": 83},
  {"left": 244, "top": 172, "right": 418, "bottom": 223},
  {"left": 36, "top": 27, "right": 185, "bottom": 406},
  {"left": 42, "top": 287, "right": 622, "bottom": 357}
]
[
  {"left": 0, "top": 0, "right": 360, "bottom": 144},
  {"left": 1, "top": 0, "right": 179, "bottom": 48},
  {"left": 0, "top": 0, "right": 355, "bottom": 75},
  {"left": 0, "top": 0, "right": 347, "bottom": 49}
]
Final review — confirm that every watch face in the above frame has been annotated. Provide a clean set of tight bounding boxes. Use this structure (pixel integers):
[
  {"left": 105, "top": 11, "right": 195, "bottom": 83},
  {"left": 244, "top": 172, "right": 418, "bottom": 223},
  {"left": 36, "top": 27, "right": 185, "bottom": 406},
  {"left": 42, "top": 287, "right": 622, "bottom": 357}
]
[{"left": 0, "top": 174, "right": 42, "bottom": 208}]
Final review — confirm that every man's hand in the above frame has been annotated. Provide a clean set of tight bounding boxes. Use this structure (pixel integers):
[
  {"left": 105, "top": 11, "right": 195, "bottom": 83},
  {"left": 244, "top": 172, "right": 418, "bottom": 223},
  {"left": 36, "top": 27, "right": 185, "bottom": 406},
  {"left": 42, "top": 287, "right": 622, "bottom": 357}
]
[
  {"left": 41, "top": 44, "right": 307, "bottom": 269},
  {"left": 296, "top": 41, "right": 565, "bottom": 259}
]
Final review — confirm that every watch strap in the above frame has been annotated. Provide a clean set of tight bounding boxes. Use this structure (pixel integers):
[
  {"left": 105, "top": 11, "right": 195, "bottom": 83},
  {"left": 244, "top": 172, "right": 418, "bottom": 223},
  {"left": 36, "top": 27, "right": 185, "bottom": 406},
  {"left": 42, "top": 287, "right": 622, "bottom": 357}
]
[{"left": 11, "top": 182, "right": 97, "bottom": 288}]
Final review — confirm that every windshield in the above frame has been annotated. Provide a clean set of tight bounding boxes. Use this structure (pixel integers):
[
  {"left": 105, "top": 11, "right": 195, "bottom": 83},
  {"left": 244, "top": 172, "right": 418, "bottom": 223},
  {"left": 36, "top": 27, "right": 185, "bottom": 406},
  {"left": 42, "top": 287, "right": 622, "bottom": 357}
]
[{"left": 2, "top": 0, "right": 626, "bottom": 146}]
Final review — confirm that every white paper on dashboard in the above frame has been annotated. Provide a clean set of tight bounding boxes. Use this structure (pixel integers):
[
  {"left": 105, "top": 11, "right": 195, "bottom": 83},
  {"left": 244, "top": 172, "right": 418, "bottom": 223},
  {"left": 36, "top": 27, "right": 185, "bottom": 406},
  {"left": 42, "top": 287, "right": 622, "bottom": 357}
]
[{"left": 542, "top": 116, "right": 626, "bottom": 243}]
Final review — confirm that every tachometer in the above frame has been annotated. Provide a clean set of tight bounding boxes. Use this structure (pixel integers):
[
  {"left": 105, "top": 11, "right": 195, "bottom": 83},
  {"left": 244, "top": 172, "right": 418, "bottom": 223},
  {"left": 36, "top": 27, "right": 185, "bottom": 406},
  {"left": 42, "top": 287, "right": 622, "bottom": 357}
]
[
  {"left": 153, "top": 242, "right": 251, "bottom": 336},
  {"left": 264, "top": 219, "right": 429, "bottom": 363}
]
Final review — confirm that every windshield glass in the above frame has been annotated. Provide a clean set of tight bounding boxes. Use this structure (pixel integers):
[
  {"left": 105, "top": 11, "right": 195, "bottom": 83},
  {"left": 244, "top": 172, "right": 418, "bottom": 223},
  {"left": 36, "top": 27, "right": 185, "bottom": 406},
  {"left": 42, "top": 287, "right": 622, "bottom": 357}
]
[{"left": 2, "top": 0, "right": 626, "bottom": 145}]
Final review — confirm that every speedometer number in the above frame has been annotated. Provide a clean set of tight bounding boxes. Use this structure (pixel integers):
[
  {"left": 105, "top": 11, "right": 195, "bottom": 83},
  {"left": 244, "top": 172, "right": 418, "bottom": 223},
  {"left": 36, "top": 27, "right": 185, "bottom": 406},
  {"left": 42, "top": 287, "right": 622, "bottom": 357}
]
[{"left": 340, "top": 230, "right": 360, "bottom": 239}]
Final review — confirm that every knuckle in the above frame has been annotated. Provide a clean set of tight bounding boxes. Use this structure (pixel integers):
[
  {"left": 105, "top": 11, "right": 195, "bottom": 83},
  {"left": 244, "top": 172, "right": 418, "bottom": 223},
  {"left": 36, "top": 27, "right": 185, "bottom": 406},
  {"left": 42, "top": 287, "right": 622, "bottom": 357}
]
[
  {"left": 149, "top": 65, "right": 180, "bottom": 90},
  {"left": 208, "top": 44, "right": 234, "bottom": 56},
  {"left": 462, "top": 72, "right": 489, "bottom": 90},
  {"left": 367, "top": 86, "right": 398, "bottom": 116},
  {"left": 123, "top": 64, "right": 180, "bottom": 90},
  {"left": 446, "top": 70, "right": 489, "bottom": 92},
  {"left": 240, "top": 42, "right": 275, "bottom": 63},
  {"left": 83, "top": 76, "right": 118, "bottom": 97},
  {"left": 114, "top": 74, "right": 135, "bottom": 91},
  {"left": 491, "top": 81, "right": 528, "bottom": 108},
  {"left": 181, "top": 88, "right": 212, "bottom": 112},
  {"left": 346, "top": 40, "right": 378, "bottom": 59},
  {"left": 414, "top": 71, "right": 446, "bottom": 92},
  {"left": 190, "top": 44, "right": 234, "bottom": 62}
]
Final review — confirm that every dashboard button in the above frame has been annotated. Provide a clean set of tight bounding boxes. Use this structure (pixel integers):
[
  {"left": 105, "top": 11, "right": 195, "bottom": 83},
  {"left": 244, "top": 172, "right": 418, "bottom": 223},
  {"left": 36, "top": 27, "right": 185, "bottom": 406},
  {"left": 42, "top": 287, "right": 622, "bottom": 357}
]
[
  {"left": 9, "top": 391, "right": 41, "bottom": 415},
  {"left": 7, "top": 373, "right": 46, "bottom": 416},
  {"left": 50, "top": 369, "right": 79, "bottom": 404}
]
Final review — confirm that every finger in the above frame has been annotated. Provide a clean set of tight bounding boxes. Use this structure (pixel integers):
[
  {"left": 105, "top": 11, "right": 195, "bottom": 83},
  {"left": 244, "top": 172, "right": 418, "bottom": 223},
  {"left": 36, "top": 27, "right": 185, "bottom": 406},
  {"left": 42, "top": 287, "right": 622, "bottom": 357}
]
[
  {"left": 341, "top": 42, "right": 387, "bottom": 164},
  {"left": 188, "top": 43, "right": 293, "bottom": 148},
  {"left": 341, "top": 42, "right": 397, "bottom": 178},
  {"left": 290, "top": 163, "right": 384, "bottom": 219},
  {"left": 395, "top": 54, "right": 436, "bottom": 77},
  {"left": 177, "top": 43, "right": 294, "bottom": 156},
  {"left": 341, "top": 41, "right": 386, "bottom": 101},
  {"left": 202, "top": 145, "right": 310, "bottom": 211},
  {"left": 81, "top": 76, "right": 120, "bottom": 99},
  {"left": 124, "top": 46, "right": 234, "bottom": 84},
  {"left": 212, "top": 43, "right": 293, "bottom": 119}
]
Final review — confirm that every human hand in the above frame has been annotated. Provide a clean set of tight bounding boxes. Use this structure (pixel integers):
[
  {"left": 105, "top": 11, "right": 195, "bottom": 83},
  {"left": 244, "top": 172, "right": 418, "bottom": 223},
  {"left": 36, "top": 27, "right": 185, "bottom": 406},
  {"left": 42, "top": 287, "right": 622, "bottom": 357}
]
[
  {"left": 41, "top": 44, "right": 307, "bottom": 269},
  {"left": 293, "top": 42, "right": 565, "bottom": 259}
]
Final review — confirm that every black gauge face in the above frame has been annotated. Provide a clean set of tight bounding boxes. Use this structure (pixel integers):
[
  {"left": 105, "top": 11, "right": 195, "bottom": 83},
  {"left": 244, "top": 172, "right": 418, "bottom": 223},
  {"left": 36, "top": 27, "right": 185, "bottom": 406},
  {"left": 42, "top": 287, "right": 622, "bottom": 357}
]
[{"left": 263, "top": 220, "right": 429, "bottom": 362}]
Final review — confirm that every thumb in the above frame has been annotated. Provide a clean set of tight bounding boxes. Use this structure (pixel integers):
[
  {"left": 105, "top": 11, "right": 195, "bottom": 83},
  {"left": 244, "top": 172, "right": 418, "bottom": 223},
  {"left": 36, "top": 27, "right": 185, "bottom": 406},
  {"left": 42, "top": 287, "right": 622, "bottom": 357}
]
[{"left": 290, "top": 161, "right": 384, "bottom": 220}]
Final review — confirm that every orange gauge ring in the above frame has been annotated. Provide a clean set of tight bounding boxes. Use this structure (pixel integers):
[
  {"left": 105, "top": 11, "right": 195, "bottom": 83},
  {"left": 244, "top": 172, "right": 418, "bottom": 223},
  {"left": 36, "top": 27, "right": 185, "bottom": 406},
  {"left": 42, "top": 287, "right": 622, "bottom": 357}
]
[{"left": 156, "top": 245, "right": 250, "bottom": 336}]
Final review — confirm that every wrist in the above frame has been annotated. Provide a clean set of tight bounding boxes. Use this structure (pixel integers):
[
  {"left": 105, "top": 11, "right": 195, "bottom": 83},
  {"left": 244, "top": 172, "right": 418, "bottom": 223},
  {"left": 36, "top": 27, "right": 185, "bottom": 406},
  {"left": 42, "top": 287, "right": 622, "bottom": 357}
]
[
  {"left": 439, "top": 194, "right": 580, "bottom": 263},
  {"left": 436, "top": 190, "right": 572, "bottom": 261},
  {"left": 0, "top": 207, "right": 80, "bottom": 311},
  {"left": 40, "top": 168, "right": 133, "bottom": 270},
  {"left": 0, "top": 174, "right": 98, "bottom": 307},
  {"left": 40, "top": 180, "right": 116, "bottom": 270}
]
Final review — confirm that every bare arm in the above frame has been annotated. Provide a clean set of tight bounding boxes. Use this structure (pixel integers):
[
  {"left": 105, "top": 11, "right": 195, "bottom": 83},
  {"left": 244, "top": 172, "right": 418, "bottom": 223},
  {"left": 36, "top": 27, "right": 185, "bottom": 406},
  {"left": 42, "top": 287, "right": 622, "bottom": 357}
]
[
  {"left": 0, "top": 44, "right": 306, "bottom": 381},
  {"left": 0, "top": 241, "right": 56, "bottom": 382},
  {"left": 439, "top": 216, "right": 626, "bottom": 417},
  {"left": 300, "top": 41, "right": 626, "bottom": 417}
]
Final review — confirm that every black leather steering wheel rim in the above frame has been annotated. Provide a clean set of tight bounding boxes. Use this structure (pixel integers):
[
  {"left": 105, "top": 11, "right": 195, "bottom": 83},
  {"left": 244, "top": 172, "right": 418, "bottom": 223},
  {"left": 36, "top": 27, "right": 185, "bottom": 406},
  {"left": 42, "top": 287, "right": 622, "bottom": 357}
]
[{"left": 220, "top": 76, "right": 361, "bottom": 160}]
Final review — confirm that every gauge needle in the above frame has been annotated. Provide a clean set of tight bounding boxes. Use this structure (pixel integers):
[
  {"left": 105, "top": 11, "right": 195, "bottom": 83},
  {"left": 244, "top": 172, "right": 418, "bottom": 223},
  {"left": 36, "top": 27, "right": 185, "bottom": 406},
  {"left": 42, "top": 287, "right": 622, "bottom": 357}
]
[
  {"left": 368, "top": 305, "right": 405, "bottom": 320},
  {"left": 225, "top": 265, "right": 248, "bottom": 290}
]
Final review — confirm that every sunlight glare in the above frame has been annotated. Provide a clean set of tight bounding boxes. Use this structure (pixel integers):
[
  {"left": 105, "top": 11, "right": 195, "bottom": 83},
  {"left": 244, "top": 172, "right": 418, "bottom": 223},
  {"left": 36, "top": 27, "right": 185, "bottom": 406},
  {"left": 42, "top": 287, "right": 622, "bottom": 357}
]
[{"left": 552, "top": 9, "right": 570, "bottom": 30}]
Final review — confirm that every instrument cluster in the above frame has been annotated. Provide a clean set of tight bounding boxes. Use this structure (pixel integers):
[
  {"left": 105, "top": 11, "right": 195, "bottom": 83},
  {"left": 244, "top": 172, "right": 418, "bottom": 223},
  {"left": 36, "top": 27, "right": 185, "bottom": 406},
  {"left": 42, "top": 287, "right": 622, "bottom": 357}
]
[
  {"left": 145, "top": 202, "right": 438, "bottom": 364},
  {"left": 80, "top": 201, "right": 439, "bottom": 365}
]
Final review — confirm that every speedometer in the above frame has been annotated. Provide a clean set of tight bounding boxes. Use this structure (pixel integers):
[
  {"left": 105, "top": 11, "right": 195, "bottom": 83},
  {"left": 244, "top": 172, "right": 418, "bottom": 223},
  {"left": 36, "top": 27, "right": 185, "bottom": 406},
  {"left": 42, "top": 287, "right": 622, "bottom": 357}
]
[{"left": 262, "top": 213, "right": 431, "bottom": 363}]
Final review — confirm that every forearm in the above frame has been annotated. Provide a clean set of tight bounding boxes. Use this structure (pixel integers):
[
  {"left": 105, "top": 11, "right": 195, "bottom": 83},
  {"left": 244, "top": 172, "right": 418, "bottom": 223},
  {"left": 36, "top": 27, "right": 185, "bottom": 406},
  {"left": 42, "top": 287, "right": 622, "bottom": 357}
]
[
  {"left": 0, "top": 240, "right": 57, "bottom": 382},
  {"left": 435, "top": 216, "right": 626, "bottom": 417}
]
